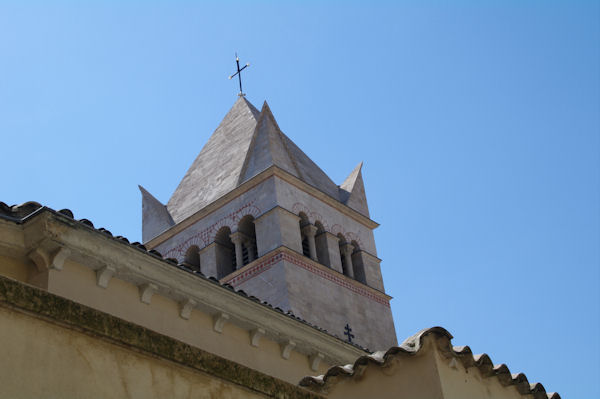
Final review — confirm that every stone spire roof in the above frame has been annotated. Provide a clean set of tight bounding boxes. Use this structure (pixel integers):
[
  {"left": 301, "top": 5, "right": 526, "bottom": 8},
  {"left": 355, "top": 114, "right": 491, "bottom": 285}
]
[
  {"left": 161, "top": 97, "right": 370, "bottom": 225},
  {"left": 339, "top": 162, "right": 370, "bottom": 217},
  {"left": 166, "top": 96, "right": 261, "bottom": 223},
  {"left": 239, "top": 101, "right": 340, "bottom": 200}
]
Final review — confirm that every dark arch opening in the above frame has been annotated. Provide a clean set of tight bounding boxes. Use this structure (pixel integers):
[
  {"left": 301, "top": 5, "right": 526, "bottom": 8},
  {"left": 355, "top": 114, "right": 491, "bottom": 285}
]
[
  {"left": 215, "top": 226, "right": 235, "bottom": 279},
  {"left": 183, "top": 245, "right": 200, "bottom": 272},
  {"left": 350, "top": 240, "right": 366, "bottom": 284},
  {"left": 337, "top": 233, "right": 351, "bottom": 277},
  {"left": 299, "top": 212, "right": 310, "bottom": 258},
  {"left": 238, "top": 215, "right": 257, "bottom": 265}
]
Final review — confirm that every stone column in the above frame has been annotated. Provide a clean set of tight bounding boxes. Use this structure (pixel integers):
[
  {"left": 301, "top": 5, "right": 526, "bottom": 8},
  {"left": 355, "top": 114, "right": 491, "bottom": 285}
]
[
  {"left": 316, "top": 232, "right": 342, "bottom": 273},
  {"left": 340, "top": 243, "right": 355, "bottom": 278},
  {"left": 244, "top": 238, "right": 256, "bottom": 262},
  {"left": 301, "top": 224, "right": 318, "bottom": 261},
  {"left": 230, "top": 232, "right": 245, "bottom": 269}
]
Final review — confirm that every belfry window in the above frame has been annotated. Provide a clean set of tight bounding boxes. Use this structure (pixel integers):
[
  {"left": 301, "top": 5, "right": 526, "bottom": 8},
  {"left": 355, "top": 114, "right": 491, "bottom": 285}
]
[
  {"left": 350, "top": 240, "right": 367, "bottom": 284},
  {"left": 338, "top": 234, "right": 355, "bottom": 279},
  {"left": 214, "top": 227, "right": 235, "bottom": 279},
  {"left": 299, "top": 213, "right": 311, "bottom": 258},
  {"left": 236, "top": 215, "right": 258, "bottom": 267},
  {"left": 183, "top": 245, "right": 200, "bottom": 272}
]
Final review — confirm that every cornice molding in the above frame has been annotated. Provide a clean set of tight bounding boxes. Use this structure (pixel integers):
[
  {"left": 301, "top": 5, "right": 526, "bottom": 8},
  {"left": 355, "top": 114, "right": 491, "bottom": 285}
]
[
  {"left": 222, "top": 246, "right": 392, "bottom": 304},
  {"left": 6, "top": 210, "right": 367, "bottom": 366}
]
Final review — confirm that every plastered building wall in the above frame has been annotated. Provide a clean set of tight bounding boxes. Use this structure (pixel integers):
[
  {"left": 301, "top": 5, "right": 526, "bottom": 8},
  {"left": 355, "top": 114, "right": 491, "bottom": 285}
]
[
  {"left": 435, "top": 350, "right": 526, "bottom": 399},
  {"left": 0, "top": 306, "right": 270, "bottom": 399},
  {"left": 0, "top": 255, "right": 337, "bottom": 386},
  {"left": 46, "top": 259, "right": 333, "bottom": 384}
]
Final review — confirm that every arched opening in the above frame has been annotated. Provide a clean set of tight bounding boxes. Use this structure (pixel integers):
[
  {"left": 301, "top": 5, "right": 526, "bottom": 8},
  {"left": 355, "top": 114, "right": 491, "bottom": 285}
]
[
  {"left": 238, "top": 215, "right": 257, "bottom": 265},
  {"left": 338, "top": 233, "right": 351, "bottom": 276},
  {"left": 183, "top": 245, "right": 200, "bottom": 272},
  {"left": 215, "top": 226, "right": 235, "bottom": 279},
  {"left": 350, "top": 240, "right": 366, "bottom": 284},
  {"left": 299, "top": 212, "right": 310, "bottom": 258},
  {"left": 314, "top": 221, "right": 327, "bottom": 266}
]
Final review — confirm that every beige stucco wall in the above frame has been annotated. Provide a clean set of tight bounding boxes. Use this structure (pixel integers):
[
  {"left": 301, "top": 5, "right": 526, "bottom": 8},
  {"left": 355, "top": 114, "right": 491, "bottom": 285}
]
[
  {"left": 44, "top": 258, "right": 332, "bottom": 384},
  {"left": 435, "top": 350, "right": 526, "bottom": 399},
  {"left": 323, "top": 348, "right": 445, "bottom": 399},
  {"left": 0, "top": 305, "right": 268, "bottom": 399},
  {"left": 0, "top": 254, "right": 28, "bottom": 282},
  {"left": 305, "top": 337, "right": 535, "bottom": 399}
]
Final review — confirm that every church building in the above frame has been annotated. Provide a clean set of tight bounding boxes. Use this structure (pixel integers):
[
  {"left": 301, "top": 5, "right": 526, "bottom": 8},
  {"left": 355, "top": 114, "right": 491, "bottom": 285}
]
[{"left": 0, "top": 95, "right": 559, "bottom": 398}]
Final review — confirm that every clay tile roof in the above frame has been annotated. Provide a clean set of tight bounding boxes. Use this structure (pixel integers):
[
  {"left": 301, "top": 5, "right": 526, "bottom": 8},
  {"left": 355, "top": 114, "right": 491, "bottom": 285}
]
[{"left": 299, "top": 327, "right": 560, "bottom": 399}]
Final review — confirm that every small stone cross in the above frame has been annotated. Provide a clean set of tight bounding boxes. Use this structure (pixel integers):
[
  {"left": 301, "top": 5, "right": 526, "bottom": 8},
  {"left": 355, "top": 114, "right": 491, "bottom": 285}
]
[{"left": 344, "top": 323, "right": 355, "bottom": 343}]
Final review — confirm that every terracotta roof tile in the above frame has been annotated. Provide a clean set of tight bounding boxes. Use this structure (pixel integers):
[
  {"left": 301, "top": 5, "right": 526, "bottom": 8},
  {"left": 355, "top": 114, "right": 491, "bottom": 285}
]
[{"left": 299, "top": 327, "right": 560, "bottom": 399}]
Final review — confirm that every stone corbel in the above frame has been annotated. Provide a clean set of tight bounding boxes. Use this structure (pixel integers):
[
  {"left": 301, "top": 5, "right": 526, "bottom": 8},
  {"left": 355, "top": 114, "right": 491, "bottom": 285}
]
[
  {"left": 250, "top": 328, "right": 265, "bottom": 347},
  {"left": 309, "top": 352, "right": 325, "bottom": 371},
  {"left": 28, "top": 246, "right": 71, "bottom": 272},
  {"left": 96, "top": 265, "right": 116, "bottom": 289},
  {"left": 139, "top": 283, "right": 158, "bottom": 305},
  {"left": 281, "top": 339, "right": 296, "bottom": 360},
  {"left": 179, "top": 298, "right": 197, "bottom": 320},
  {"left": 213, "top": 312, "right": 229, "bottom": 333}
]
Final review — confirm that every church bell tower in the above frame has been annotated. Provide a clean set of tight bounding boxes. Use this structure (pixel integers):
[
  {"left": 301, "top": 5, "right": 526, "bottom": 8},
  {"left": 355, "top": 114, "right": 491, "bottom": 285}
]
[{"left": 141, "top": 97, "right": 397, "bottom": 350}]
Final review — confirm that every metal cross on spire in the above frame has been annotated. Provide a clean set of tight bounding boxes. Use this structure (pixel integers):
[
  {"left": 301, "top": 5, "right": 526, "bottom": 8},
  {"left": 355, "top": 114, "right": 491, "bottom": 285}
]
[{"left": 228, "top": 53, "right": 250, "bottom": 97}]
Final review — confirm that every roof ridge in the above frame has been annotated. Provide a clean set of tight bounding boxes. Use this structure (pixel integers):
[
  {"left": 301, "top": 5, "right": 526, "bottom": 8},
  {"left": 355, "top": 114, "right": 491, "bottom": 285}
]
[
  {"left": 237, "top": 102, "right": 267, "bottom": 185},
  {"left": 166, "top": 96, "right": 260, "bottom": 223},
  {"left": 263, "top": 101, "right": 304, "bottom": 181}
]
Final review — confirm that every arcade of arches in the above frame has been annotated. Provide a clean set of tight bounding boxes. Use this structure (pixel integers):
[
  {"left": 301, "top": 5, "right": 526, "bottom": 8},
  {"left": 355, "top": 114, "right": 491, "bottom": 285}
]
[{"left": 184, "top": 212, "right": 367, "bottom": 285}]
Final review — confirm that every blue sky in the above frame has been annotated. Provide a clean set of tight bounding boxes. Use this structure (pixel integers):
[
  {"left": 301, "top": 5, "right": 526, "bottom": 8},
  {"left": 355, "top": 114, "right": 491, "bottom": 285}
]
[{"left": 1, "top": 2, "right": 598, "bottom": 398}]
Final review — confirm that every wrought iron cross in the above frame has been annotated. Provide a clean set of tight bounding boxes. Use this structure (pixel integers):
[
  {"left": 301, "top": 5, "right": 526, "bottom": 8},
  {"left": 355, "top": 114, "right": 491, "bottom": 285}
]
[
  {"left": 228, "top": 53, "right": 250, "bottom": 96},
  {"left": 344, "top": 324, "right": 355, "bottom": 343}
]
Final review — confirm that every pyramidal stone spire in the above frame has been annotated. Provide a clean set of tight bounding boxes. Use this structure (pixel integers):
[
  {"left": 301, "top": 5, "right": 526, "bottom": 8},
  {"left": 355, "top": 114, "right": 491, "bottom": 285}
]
[
  {"left": 239, "top": 101, "right": 340, "bottom": 199},
  {"left": 339, "top": 162, "right": 370, "bottom": 217},
  {"left": 163, "top": 96, "right": 363, "bottom": 231},
  {"left": 139, "top": 185, "right": 175, "bottom": 242},
  {"left": 166, "top": 96, "right": 260, "bottom": 223},
  {"left": 238, "top": 101, "right": 301, "bottom": 184}
]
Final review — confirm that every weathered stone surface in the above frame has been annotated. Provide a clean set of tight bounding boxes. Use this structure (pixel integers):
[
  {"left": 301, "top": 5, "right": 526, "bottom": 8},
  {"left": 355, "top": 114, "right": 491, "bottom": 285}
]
[
  {"left": 339, "top": 162, "right": 370, "bottom": 217},
  {"left": 167, "top": 96, "right": 261, "bottom": 224},
  {"left": 233, "top": 252, "right": 397, "bottom": 352},
  {"left": 139, "top": 185, "right": 175, "bottom": 242}
]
